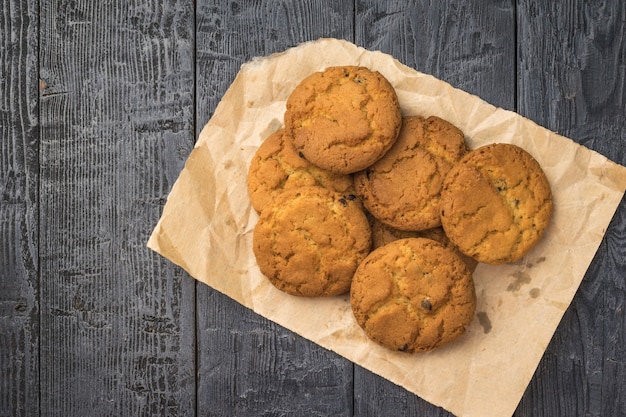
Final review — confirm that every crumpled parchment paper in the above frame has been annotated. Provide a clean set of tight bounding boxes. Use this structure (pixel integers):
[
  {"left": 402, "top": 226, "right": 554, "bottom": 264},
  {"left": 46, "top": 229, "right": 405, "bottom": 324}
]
[{"left": 148, "top": 38, "right": 626, "bottom": 417}]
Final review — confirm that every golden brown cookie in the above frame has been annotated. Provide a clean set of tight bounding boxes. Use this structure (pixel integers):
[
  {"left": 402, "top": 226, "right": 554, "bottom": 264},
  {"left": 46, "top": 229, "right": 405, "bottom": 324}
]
[
  {"left": 353, "top": 115, "right": 469, "bottom": 231},
  {"left": 284, "top": 66, "right": 402, "bottom": 174},
  {"left": 247, "top": 128, "right": 354, "bottom": 213},
  {"left": 440, "top": 143, "right": 553, "bottom": 264},
  {"left": 350, "top": 237, "right": 476, "bottom": 353},
  {"left": 253, "top": 186, "right": 372, "bottom": 297},
  {"left": 370, "top": 219, "right": 478, "bottom": 273},
  {"left": 370, "top": 215, "right": 421, "bottom": 248}
]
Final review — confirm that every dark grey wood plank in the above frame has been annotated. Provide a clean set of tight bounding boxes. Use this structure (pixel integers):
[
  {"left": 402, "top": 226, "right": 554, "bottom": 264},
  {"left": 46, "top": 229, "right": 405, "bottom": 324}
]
[
  {"left": 195, "top": 1, "right": 356, "bottom": 415},
  {"left": 38, "top": 1, "right": 196, "bottom": 415},
  {"left": 0, "top": 0, "right": 39, "bottom": 416},
  {"left": 353, "top": 1, "right": 517, "bottom": 416},
  {"left": 195, "top": 0, "right": 355, "bottom": 134},
  {"left": 356, "top": 0, "right": 517, "bottom": 111},
  {"left": 516, "top": 1, "right": 626, "bottom": 416},
  {"left": 198, "top": 291, "right": 354, "bottom": 417}
]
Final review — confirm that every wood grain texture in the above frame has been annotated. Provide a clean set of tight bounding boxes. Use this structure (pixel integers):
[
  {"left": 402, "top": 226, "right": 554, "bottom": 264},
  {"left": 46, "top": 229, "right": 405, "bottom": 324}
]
[
  {"left": 0, "top": 0, "right": 39, "bottom": 416},
  {"left": 195, "top": 0, "right": 354, "bottom": 134},
  {"left": 38, "top": 0, "right": 196, "bottom": 415},
  {"left": 198, "top": 291, "right": 354, "bottom": 417},
  {"left": 194, "top": 1, "right": 356, "bottom": 415},
  {"left": 356, "top": 0, "right": 517, "bottom": 111},
  {"left": 2, "top": 0, "right": 625, "bottom": 416},
  {"left": 516, "top": 1, "right": 626, "bottom": 416},
  {"left": 354, "top": 1, "right": 516, "bottom": 415}
]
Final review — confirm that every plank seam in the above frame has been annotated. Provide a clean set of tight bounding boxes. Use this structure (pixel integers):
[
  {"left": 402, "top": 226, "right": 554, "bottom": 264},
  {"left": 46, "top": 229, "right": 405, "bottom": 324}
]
[
  {"left": 192, "top": 1, "right": 199, "bottom": 416},
  {"left": 514, "top": 0, "right": 519, "bottom": 113},
  {"left": 35, "top": 0, "right": 42, "bottom": 415}
]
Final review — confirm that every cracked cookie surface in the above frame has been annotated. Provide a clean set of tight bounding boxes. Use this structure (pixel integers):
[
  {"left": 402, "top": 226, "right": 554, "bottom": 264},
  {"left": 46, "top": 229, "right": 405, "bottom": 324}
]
[
  {"left": 247, "top": 128, "right": 354, "bottom": 213},
  {"left": 350, "top": 237, "right": 476, "bottom": 353},
  {"left": 353, "top": 115, "right": 469, "bottom": 231},
  {"left": 440, "top": 143, "right": 553, "bottom": 264},
  {"left": 284, "top": 66, "right": 402, "bottom": 174},
  {"left": 253, "top": 186, "right": 371, "bottom": 297}
]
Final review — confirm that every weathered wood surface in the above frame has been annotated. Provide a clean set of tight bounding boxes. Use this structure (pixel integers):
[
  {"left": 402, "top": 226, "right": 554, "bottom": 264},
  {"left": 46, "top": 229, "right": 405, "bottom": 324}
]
[
  {"left": 37, "top": 0, "right": 196, "bottom": 416},
  {"left": 195, "top": 2, "right": 357, "bottom": 417},
  {"left": 0, "top": 0, "right": 39, "bottom": 416},
  {"left": 0, "top": 0, "right": 39, "bottom": 417},
  {"left": 516, "top": 2, "right": 626, "bottom": 416},
  {"left": 1, "top": 0, "right": 625, "bottom": 416}
]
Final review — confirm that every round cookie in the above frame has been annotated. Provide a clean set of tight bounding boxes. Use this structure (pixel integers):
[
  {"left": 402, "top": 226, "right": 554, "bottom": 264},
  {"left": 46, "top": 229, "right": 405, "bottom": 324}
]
[
  {"left": 440, "top": 143, "right": 553, "bottom": 265},
  {"left": 284, "top": 66, "right": 402, "bottom": 174},
  {"left": 370, "top": 219, "right": 478, "bottom": 273},
  {"left": 253, "top": 186, "right": 372, "bottom": 297},
  {"left": 353, "top": 115, "right": 469, "bottom": 231},
  {"left": 247, "top": 128, "right": 354, "bottom": 213},
  {"left": 350, "top": 237, "right": 476, "bottom": 353}
]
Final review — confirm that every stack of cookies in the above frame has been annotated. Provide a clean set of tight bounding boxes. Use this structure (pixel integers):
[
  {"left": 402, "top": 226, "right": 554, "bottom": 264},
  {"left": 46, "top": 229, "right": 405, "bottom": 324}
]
[{"left": 247, "top": 65, "right": 553, "bottom": 353}]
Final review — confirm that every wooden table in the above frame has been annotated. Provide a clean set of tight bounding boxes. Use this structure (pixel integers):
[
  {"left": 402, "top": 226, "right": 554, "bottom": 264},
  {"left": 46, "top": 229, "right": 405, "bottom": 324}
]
[{"left": 2, "top": 1, "right": 625, "bottom": 416}]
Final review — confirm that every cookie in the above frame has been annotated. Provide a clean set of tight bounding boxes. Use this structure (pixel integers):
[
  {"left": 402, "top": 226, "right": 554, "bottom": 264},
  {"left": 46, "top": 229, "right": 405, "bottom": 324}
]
[
  {"left": 247, "top": 128, "right": 354, "bottom": 213},
  {"left": 370, "top": 219, "right": 478, "bottom": 273},
  {"left": 284, "top": 66, "right": 402, "bottom": 174},
  {"left": 370, "top": 215, "right": 421, "bottom": 248},
  {"left": 350, "top": 237, "right": 476, "bottom": 353},
  {"left": 253, "top": 186, "right": 372, "bottom": 297},
  {"left": 353, "top": 115, "right": 468, "bottom": 231},
  {"left": 440, "top": 143, "right": 553, "bottom": 264}
]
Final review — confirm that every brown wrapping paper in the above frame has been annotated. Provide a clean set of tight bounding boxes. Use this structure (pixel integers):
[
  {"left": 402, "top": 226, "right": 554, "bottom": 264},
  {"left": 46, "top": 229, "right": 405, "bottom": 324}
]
[{"left": 148, "top": 38, "right": 626, "bottom": 417}]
